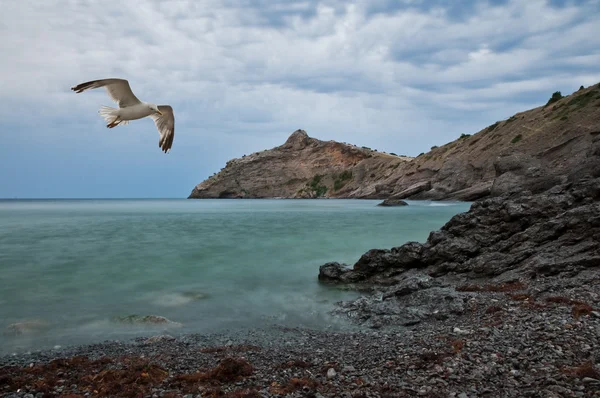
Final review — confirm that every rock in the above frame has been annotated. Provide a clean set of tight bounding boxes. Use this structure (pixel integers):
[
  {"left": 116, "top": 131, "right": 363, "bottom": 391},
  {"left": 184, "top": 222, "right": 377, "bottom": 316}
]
[
  {"left": 582, "top": 377, "right": 600, "bottom": 384},
  {"left": 377, "top": 198, "right": 408, "bottom": 207},
  {"left": 446, "top": 182, "right": 493, "bottom": 201},
  {"left": 188, "top": 129, "right": 412, "bottom": 199},
  {"left": 112, "top": 315, "right": 182, "bottom": 327},
  {"left": 4, "top": 320, "right": 49, "bottom": 336},
  {"left": 327, "top": 368, "right": 337, "bottom": 378},
  {"left": 394, "top": 181, "right": 432, "bottom": 199},
  {"left": 318, "top": 262, "right": 361, "bottom": 284},
  {"left": 322, "top": 176, "right": 600, "bottom": 328}
]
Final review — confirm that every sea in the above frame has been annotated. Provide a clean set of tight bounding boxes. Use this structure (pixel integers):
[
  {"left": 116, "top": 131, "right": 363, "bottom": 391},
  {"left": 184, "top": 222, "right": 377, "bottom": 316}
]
[{"left": 0, "top": 198, "right": 471, "bottom": 355}]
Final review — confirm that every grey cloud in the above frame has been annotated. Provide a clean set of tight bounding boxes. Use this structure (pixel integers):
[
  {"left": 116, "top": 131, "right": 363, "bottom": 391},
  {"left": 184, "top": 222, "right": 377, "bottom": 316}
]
[{"left": 0, "top": 0, "right": 599, "bottom": 159}]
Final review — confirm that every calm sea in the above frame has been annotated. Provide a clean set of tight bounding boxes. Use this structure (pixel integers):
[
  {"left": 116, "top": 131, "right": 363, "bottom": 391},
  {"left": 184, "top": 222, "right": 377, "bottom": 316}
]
[{"left": 0, "top": 199, "right": 471, "bottom": 354}]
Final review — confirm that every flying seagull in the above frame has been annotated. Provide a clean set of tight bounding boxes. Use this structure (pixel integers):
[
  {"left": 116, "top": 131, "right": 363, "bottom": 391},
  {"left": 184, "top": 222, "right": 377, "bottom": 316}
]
[{"left": 71, "top": 78, "right": 175, "bottom": 153}]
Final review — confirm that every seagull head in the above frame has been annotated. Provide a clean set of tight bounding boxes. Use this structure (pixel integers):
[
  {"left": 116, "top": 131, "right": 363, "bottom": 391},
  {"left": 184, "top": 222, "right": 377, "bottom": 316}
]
[{"left": 149, "top": 104, "right": 163, "bottom": 116}]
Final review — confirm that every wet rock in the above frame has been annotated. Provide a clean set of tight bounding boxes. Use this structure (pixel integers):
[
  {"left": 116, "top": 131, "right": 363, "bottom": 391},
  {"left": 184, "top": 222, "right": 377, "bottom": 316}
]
[
  {"left": 377, "top": 199, "right": 408, "bottom": 207},
  {"left": 4, "top": 320, "right": 49, "bottom": 336},
  {"left": 111, "top": 315, "right": 182, "bottom": 327},
  {"left": 321, "top": 176, "right": 600, "bottom": 329}
]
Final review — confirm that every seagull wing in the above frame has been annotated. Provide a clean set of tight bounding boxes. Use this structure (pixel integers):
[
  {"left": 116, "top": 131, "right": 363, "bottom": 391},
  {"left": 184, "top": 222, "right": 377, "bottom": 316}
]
[
  {"left": 151, "top": 105, "right": 175, "bottom": 153},
  {"left": 71, "top": 78, "right": 142, "bottom": 108}
]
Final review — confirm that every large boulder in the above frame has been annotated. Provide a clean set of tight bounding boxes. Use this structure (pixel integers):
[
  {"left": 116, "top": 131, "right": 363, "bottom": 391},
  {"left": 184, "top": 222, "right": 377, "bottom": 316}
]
[{"left": 377, "top": 199, "right": 408, "bottom": 207}]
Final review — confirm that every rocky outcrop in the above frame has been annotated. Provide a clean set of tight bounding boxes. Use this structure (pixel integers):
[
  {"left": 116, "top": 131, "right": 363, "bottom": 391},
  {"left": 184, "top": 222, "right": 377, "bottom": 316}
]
[
  {"left": 190, "top": 84, "right": 600, "bottom": 200},
  {"left": 188, "top": 130, "right": 412, "bottom": 199},
  {"left": 318, "top": 170, "right": 600, "bottom": 328},
  {"left": 377, "top": 199, "right": 408, "bottom": 207}
]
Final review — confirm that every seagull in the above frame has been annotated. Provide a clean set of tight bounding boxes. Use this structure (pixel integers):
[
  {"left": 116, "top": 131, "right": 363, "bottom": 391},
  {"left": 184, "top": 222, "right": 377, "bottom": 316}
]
[{"left": 71, "top": 78, "right": 175, "bottom": 153}]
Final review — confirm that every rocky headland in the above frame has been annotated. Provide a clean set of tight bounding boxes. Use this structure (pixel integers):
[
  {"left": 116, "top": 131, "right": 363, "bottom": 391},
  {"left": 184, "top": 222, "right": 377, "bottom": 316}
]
[{"left": 189, "top": 84, "right": 600, "bottom": 201}]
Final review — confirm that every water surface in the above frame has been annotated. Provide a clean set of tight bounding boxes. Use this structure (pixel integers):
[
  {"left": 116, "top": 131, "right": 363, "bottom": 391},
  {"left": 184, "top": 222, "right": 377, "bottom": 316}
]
[{"left": 0, "top": 199, "right": 471, "bottom": 354}]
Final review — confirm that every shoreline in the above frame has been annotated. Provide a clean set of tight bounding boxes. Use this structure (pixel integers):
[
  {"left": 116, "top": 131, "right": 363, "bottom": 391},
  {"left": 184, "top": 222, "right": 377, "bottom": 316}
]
[{"left": 2, "top": 278, "right": 599, "bottom": 397}]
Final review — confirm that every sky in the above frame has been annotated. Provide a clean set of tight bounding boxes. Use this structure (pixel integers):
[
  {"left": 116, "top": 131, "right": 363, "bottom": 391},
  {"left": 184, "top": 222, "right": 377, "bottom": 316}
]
[{"left": 1, "top": 0, "right": 599, "bottom": 198}]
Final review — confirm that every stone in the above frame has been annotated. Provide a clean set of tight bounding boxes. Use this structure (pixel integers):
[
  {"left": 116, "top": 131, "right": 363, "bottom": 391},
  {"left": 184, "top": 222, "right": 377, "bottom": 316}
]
[{"left": 377, "top": 199, "right": 408, "bottom": 207}]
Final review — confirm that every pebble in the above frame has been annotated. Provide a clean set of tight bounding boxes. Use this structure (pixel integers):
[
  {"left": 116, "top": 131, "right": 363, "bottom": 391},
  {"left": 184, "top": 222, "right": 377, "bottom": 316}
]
[{"left": 582, "top": 377, "right": 600, "bottom": 384}]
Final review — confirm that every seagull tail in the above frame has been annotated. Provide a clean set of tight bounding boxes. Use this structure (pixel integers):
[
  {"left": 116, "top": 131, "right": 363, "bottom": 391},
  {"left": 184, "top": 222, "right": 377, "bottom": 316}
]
[
  {"left": 99, "top": 106, "right": 119, "bottom": 123},
  {"left": 98, "top": 106, "right": 128, "bottom": 126}
]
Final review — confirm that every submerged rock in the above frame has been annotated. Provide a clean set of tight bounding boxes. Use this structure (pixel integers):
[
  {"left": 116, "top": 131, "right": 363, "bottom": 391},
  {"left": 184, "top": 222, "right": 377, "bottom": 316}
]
[
  {"left": 112, "top": 315, "right": 182, "bottom": 327},
  {"left": 153, "top": 291, "right": 209, "bottom": 307},
  {"left": 4, "top": 320, "right": 49, "bottom": 336}
]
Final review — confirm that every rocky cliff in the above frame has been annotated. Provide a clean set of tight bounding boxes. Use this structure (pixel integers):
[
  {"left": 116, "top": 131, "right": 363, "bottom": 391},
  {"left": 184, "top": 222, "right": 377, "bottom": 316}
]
[
  {"left": 189, "top": 83, "right": 600, "bottom": 200},
  {"left": 319, "top": 170, "right": 600, "bottom": 329},
  {"left": 189, "top": 129, "right": 412, "bottom": 199}
]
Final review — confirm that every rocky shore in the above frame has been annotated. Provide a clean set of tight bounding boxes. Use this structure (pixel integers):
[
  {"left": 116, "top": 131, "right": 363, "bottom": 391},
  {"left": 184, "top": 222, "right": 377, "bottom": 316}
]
[{"left": 1, "top": 287, "right": 598, "bottom": 397}]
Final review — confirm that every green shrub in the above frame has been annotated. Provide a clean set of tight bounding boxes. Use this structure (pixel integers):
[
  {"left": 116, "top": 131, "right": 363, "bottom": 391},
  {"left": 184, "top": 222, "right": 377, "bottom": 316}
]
[
  {"left": 511, "top": 134, "right": 522, "bottom": 144},
  {"left": 546, "top": 91, "right": 563, "bottom": 106},
  {"left": 506, "top": 116, "right": 518, "bottom": 124},
  {"left": 567, "top": 90, "right": 599, "bottom": 109},
  {"left": 459, "top": 133, "right": 471, "bottom": 139},
  {"left": 487, "top": 122, "right": 500, "bottom": 132},
  {"left": 560, "top": 116, "right": 568, "bottom": 121},
  {"left": 390, "top": 152, "right": 397, "bottom": 156},
  {"left": 333, "top": 170, "right": 353, "bottom": 191},
  {"left": 308, "top": 175, "right": 327, "bottom": 197},
  {"left": 431, "top": 145, "right": 438, "bottom": 150}
]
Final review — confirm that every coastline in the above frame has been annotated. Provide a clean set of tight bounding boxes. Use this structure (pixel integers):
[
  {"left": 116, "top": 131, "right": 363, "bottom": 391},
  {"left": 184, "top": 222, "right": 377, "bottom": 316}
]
[
  {"left": 2, "top": 283, "right": 598, "bottom": 397},
  {"left": 3, "top": 177, "right": 599, "bottom": 397}
]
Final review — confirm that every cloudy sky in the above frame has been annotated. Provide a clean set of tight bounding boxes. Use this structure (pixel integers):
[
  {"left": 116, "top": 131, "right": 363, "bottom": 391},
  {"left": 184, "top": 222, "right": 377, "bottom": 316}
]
[{"left": 1, "top": 0, "right": 599, "bottom": 198}]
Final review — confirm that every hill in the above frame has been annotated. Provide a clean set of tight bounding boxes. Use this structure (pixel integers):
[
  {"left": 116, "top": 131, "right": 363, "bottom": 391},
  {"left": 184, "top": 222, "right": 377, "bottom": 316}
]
[{"left": 189, "top": 84, "right": 600, "bottom": 200}]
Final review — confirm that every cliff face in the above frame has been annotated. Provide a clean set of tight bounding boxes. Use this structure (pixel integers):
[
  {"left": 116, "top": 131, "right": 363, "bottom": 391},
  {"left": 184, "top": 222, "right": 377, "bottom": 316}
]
[
  {"left": 188, "top": 129, "right": 412, "bottom": 199},
  {"left": 189, "top": 84, "right": 600, "bottom": 200}
]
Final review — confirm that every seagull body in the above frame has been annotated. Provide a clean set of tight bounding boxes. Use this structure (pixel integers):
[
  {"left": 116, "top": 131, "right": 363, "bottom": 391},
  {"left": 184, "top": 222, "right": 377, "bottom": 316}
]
[{"left": 71, "top": 78, "right": 175, "bottom": 153}]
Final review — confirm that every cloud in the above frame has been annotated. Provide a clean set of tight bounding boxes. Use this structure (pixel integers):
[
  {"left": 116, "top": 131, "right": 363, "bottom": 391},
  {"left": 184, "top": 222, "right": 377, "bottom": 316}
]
[{"left": 0, "top": 0, "right": 599, "bottom": 197}]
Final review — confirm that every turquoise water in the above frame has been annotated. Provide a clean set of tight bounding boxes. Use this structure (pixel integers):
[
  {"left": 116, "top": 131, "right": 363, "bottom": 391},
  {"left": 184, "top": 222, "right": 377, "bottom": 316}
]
[{"left": 0, "top": 199, "right": 471, "bottom": 354}]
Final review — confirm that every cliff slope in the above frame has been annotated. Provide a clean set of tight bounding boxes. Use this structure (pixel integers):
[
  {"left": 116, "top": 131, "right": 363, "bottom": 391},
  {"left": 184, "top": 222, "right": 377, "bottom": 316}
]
[
  {"left": 189, "top": 129, "right": 411, "bottom": 199},
  {"left": 189, "top": 83, "right": 600, "bottom": 200}
]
